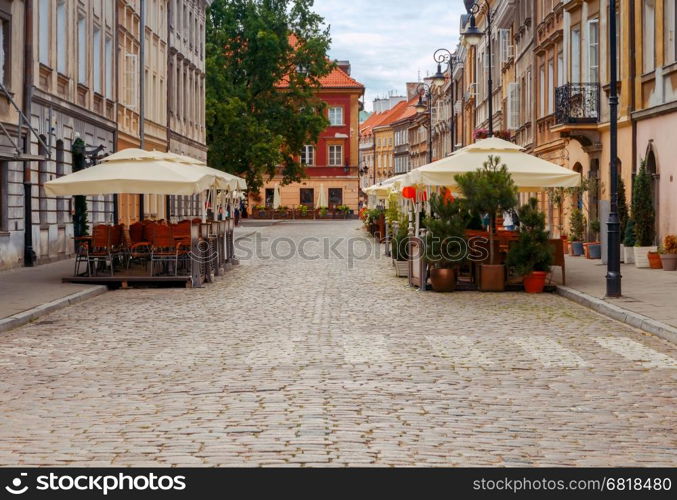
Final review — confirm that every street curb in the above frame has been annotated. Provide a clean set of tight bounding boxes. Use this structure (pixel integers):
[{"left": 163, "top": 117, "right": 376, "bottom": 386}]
[
  {"left": 557, "top": 285, "right": 677, "bottom": 345},
  {"left": 0, "top": 286, "right": 107, "bottom": 334}
]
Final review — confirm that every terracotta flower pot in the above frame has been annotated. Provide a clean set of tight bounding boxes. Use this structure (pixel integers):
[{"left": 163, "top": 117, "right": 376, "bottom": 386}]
[
  {"left": 523, "top": 271, "right": 548, "bottom": 293},
  {"left": 648, "top": 251, "right": 663, "bottom": 269},
  {"left": 480, "top": 264, "right": 505, "bottom": 292},
  {"left": 660, "top": 254, "right": 677, "bottom": 271},
  {"left": 429, "top": 267, "right": 457, "bottom": 292}
]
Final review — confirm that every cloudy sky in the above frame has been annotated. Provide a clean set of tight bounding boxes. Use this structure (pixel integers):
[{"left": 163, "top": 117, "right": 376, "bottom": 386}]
[{"left": 314, "top": 0, "right": 467, "bottom": 111}]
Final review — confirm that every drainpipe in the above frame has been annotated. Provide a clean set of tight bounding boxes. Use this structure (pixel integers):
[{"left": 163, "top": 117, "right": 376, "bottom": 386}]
[
  {"left": 139, "top": 0, "right": 146, "bottom": 220},
  {"left": 23, "top": 0, "right": 35, "bottom": 267},
  {"left": 630, "top": 0, "right": 637, "bottom": 184}
]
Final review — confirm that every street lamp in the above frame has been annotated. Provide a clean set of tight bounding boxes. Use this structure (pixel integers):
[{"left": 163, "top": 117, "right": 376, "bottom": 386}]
[
  {"left": 432, "top": 48, "right": 459, "bottom": 153},
  {"left": 414, "top": 82, "right": 433, "bottom": 164},
  {"left": 606, "top": 0, "right": 621, "bottom": 297},
  {"left": 461, "top": 0, "right": 493, "bottom": 136}
]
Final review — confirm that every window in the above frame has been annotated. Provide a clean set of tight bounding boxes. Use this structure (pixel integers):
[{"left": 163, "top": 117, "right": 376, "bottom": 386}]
[
  {"left": 329, "top": 107, "right": 344, "bottom": 126},
  {"left": 329, "top": 145, "right": 343, "bottom": 166},
  {"left": 328, "top": 188, "right": 343, "bottom": 207},
  {"left": 301, "top": 145, "right": 315, "bottom": 166},
  {"left": 78, "top": 15, "right": 87, "bottom": 84},
  {"left": 539, "top": 65, "right": 545, "bottom": 117},
  {"left": 300, "top": 188, "right": 314, "bottom": 206},
  {"left": 557, "top": 49, "right": 564, "bottom": 86},
  {"left": 644, "top": 0, "right": 655, "bottom": 73},
  {"left": 665, "top": 0, "right": 677, "bottom": 64},
  {"left": 124, "top": 53, "right": 138, "bottom": 108},
  {"left": 499, "top": 29, "right": 511, "bottom": 66},
  {"left": 587, "top": 19, "right": 599, "bottom": 83},
  {"left": 548, "top": 60, "right": 554, "bottom": 113},
  {"left": 507, "top": 82, "right": 520, "bottom": 130},
  {"left": 56, "top": 0, "right": 66, "bottom": 74},
  {"left": 39, "top": 0, "right": 49, "bottom": 65},
  {"left": 265, "top": 188, "right": 274, "bottom": 208},
  {"left": 0, "top": 13, "right": 9, "bottom": 86},
  {"left": 105, "top": 36, "right": 113, "bottom": 98},
  {"left": 93, "top": 26, "right": 102, "bottom": 93},
  {"left": 571, "top": 26, "right": 581, "bottom": 83}
]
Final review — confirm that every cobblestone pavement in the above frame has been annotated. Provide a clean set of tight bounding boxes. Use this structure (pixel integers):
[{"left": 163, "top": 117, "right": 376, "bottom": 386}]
[{"left": 0, "top": 221, "right": 676, "bottom": 466}]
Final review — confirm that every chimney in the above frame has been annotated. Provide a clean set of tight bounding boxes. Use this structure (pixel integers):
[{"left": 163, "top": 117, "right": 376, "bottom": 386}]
[
  {"left": 335, "top": 60, "right": 351, "bottom": 75},
  {"left": 406, "top": 82, "right": 420, "bottom": 101}
]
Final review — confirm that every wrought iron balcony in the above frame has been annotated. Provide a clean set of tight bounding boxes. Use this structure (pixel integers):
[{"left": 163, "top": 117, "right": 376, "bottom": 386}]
[{"left": 555, "top": 83, "right": 600, "bottom": 124}]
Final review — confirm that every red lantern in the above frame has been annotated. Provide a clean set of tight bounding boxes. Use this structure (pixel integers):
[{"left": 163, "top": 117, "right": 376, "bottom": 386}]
[{"left": 402, "top": 186, "right": 416, "bottom": 199}]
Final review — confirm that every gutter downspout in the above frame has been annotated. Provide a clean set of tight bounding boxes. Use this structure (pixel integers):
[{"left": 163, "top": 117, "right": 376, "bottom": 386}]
[
  {"left": 630, "top": 0, "right": 637, "bottom": 184},
  {"left": 139, "top": 0, "right": 146, "bottom": 221},
  {"left": 23, "top": 0, "right": 35, "bottom": 267}
]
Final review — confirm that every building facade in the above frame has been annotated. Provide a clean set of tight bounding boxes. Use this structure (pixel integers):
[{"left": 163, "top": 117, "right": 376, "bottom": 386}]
[
  {"left": 253, "top": 62, "right": 365, "bottom": 212},
  {"left": 0, "top": 0, "right": 210, "bottom": 271}
]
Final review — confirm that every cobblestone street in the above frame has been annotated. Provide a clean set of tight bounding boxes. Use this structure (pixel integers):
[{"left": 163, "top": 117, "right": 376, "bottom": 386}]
[{"left": 0, "top": 221, "right": 675, "bottom": 466}]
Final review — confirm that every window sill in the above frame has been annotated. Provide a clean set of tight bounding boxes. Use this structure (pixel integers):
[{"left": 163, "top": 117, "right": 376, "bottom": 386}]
[
  {"left": 663, "top": 61, "right": 677, "bottom": 77},
  {"left": 0, "top": 231, "right": 10, "bottom": 237},
  {"left": 640, "top": 71, "right": 656, "bottom": 84}
]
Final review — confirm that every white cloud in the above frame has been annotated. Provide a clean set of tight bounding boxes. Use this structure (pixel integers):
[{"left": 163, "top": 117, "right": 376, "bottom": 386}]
[{"left": 314, "top": 0, "right": 466, "bottom": 110}]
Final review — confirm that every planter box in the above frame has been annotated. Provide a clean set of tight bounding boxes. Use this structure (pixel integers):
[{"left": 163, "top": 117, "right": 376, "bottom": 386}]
[
  {"left": 394, "top": 259, "right": 409, "bottom": 277},
  {"left": 623, "top": 246, "right": 635, "bottom": 264},
  {"left": 634, "top": 246, "right": 657, "bottom": 268}
]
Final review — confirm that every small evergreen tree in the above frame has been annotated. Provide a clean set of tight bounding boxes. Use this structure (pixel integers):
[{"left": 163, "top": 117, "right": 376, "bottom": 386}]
[
  {"left": 623, "top": 219, "right": 636, "bottom": 247},
  {"left": 617, "top": 177, "right": 629, "bottom": 241},
  {"left": 569, "top": 208, "right": 586, "bottom": 242},
  {"left": 454, "top": 155, "right": 518, "bottom": 264},
  {"left": 506, "top": 198, "right": 553, "bottom": 276},
  {"left": 423, "top": 194, "right": 468, "bottom": 268},
  {"left": 632, "top": 160, "right": 656, "bottom": 246},
  {"left": 71, "top": 138, "right": 89, "bottom": 237}
]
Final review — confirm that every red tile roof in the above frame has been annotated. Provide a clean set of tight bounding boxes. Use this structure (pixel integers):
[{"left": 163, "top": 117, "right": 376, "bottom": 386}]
[{"left": 359, "top": 97, "right": 419, "bottom": 136}]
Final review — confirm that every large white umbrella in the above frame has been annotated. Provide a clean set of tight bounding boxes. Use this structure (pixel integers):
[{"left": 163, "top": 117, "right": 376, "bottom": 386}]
[
  {"left": 364, "top": 173, "right": 407, "bottom": 197},
  {"left": 44, "top": 159, "right": 217, "bottom": 196},
  {"left": 315, "top": 183, "right": 327, "bottom": 209},
  {"left": 402, "top": 137, "right": 580, "bottom": 192},
  {"left": 273, "top": 184, "right": 281, "bottom": 209}
]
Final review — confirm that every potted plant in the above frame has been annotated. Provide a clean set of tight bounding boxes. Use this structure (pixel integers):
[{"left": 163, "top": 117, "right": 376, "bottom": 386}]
[
  {"left": 618, "top": 178, "right": 629, "bottom": 262},
  {"left": 506, "top": 198, "right": 554, "bottom": 293},
  {"left": 318, "top": 206, "right": 329, "bottom": 218},
  {"left": 391, "top": 215, "right": 410, "bottom": 277},
  {"left": 423, "top": 194, "right": 468, "bottom": 292},
  {"left": 336, "top": 205, "right": 351, "bottom": 219},
  {"left": 648, "top": 249, "right": 663, "bottom": 269},
  {"left": 585, "top": 219, "right": 602, "bottom": 259},
  {"left": 659, "top": 235, "right": 677, "bottom": 271},
  {"left": 568, "top": 208, "right": 586, "bottom": 256},
  {"left": 623, "top": 219, "right": 635, "bottom": 264},
  {"left": 455, "top": 155, "right": 518, "bottom": 292},
  {"left": 632, "top": 160, "right": 657, "bottom": 268}
]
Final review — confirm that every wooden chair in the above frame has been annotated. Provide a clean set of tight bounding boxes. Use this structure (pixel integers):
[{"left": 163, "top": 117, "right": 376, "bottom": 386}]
[
  {"left": 86, "top": 225, "right": 119, "bottom": 276},
  {"left": 123, "top": 223, "right": 151, "bottom": 270},
  {"left": 150, "top": 224, "right": 189, "bottom": 276}
]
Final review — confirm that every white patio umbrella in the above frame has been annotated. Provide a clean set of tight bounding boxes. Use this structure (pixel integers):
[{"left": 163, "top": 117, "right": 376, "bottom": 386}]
[
  {"left": 44, "top": 158, "right": 217, "bottom": 196},
  {"left": 363, "top": 173, "right": 408, "bottom": 198},
  {"left": 273, "top": 184, "right": 281, "bottom": 209},
  {"left": 402, "top": 137, "right": 581, "bottom": 192},
  {"left": 99, "top": 149, "right": 247, "bottom": 191},
  {"left": 315, "top": 184, "right": 327, "bottom": 209}
]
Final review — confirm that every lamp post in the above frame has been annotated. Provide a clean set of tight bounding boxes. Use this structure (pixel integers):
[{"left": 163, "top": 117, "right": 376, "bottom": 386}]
[
  {"left": 606, "top": 0, "right": 621, "bottom": 297},
  {"left": 415, "top": 82, "right": 433, "bottom": 164},
  {"left": 461, "top": 0, "right": 493, "bottom": 137},
  {"left": 432, "top": 48, "right": 459, "bottom": 153}
]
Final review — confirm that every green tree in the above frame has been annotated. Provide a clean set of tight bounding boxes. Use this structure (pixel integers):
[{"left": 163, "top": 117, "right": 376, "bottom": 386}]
[
  {"left": 632, "top": 159, "right": 656, "bottom": 246},
  {"left": 206, "top": 0, "right": 333, "bottom": 192},
  {"left": 423, "top": 194, "right": 468, "bottom": 268},
  {"left": 71, "top": 138, "right": 88, "bottom": 237},
  {"left": 617, "top": 177, "right": 629, "bottom": 241},
  {"left": 454, "top": 155, "right": 518, "bottom": 264},
  {"left": 506, "top": 198, "right": 553, "bottom": 276}
]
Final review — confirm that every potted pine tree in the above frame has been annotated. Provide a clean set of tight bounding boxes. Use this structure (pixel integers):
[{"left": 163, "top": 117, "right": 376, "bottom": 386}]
[
  {"left": 623, "top": 219, "right": 636, "bottom": 264},
  {"left": 659, "top": 235, "right": 677, "bottom": 271},
  {"left": 423, "top": 194, "right": 468, "bottom": 292},
  {"left": 632, "top": 160, "right": 656, "bottom": 268},
  {"left": 618, "top": 178, "right": 629, "bottom": 262},
  {"left": 454, "top": 155, "right": 518, "bottom": 292},
  {"left": 506, "top": 198, "right": 554, "bottom": 293},
  {"left": 569, "top": 208, "right": 586, "bottom": 256}
]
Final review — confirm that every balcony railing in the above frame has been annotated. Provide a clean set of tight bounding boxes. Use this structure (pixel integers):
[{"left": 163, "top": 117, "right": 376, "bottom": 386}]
[{"left": 555, "top": 83, "right": 600, "bottom": 124}]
